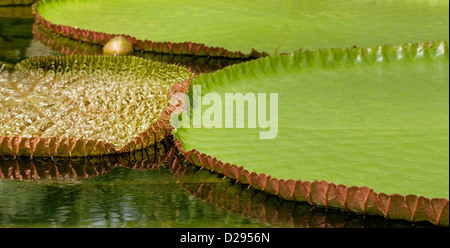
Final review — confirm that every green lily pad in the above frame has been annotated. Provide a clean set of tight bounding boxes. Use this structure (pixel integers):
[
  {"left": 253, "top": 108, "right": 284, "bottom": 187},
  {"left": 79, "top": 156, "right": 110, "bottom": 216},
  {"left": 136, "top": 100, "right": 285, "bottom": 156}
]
[
  {"left": 173, "top": 42, "right": 449, "bottom": 224},
  {"left": 34, "top": 0, "right": 449, "bottom": 57},
  {"left": 0, "top": 55, "right": 193, "bottom": 157},
  {"left": 170, "top": 160, "right": 423, "bottom": 228},
  {"left": 32, "top": 22, "right": 250, "bottom": 73}
]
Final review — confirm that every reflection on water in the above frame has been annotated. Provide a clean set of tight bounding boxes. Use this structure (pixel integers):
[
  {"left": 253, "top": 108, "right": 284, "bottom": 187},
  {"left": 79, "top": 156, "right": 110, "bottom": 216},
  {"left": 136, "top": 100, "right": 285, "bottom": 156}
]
[
  {"left": 1, "top": 143, "right": 435, "bottom": 228},
  {"left": 32, "top": 22, "right": 250, "bottom": 74},
  {"left": 0, "top": 143, "right": 267, "bottom": 228},
  {"left": 0, "top": 142, "right": 169, "bottom": 181},
  {"left": 0, "top": 6, "right": 60, "bottom": 65},
  {"left": 0, "top": 168, "right": 265, "bottom": 228},
  {"left": 0, "top": 4, "right": 438, "bottom": 228},
  {"left": 0, "top": 5, "right": 265, "bottom": 228},
  {"left": 169, "top": 154, "right": 435, "bottom": 228},
  {"left": 1, "top": 4, "right": 249, "bottom": 74}
]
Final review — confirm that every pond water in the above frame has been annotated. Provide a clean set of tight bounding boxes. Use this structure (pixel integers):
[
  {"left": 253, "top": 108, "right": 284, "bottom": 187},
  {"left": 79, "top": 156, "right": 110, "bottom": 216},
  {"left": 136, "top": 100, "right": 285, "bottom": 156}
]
[{"left": 0, "top": 5, "right": 433, "bottom": 228}]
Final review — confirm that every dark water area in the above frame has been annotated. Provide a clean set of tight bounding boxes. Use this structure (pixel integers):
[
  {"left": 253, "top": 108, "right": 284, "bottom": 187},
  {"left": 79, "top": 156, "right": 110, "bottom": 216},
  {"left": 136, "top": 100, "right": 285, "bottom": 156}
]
[
  {"left": 0, "top": 5, "right": 435, "bottom": 228},
  {"left": 0, "top": 6, "right": 61, "bottom": 66}
]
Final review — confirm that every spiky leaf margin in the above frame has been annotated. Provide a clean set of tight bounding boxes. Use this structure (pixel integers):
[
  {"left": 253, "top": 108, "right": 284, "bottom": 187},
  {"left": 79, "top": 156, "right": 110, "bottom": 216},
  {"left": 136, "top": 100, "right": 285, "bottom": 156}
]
[
  {"left": 169, "top": 157, "right": 431, "bottom": 228},
  {"left": 0, "top": 55, "right": 194, "bottom": 158}
]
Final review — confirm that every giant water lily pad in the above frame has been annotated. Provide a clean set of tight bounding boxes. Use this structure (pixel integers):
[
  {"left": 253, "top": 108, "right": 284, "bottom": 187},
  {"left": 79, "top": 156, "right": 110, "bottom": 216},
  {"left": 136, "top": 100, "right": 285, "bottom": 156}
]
[
  {"left": 33, "top": 0, "right": 449, "bottom": 58},
  {"left": 32, "top": 22, "right": 250, "bottom": 74},
  {"left": 170, "top": 159, "right": 423, "bottom": 228},
  {"left": 0, "top": 55, "right": 193, "bottom": 157},
  {"left": 173, "top": 42, "right": 449, "bottom": 225}
]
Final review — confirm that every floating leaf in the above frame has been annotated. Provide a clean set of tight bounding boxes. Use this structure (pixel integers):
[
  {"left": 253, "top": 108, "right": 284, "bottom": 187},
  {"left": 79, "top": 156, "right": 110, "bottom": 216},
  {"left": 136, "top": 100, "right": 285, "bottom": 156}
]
[
  {"left": 170, "top": 158, "right": 428, "bottom": 228},
  {"left": 0, "top": 55, "right": 193, "bottom": 157},
  {"left": 33, "top": 0, "right": 449, "bottom": 57},
  {"left": 173, "top": 42, "right": 449, "bottom": 226},
  {"left": 32, "top": 22, "right": 250, "bottom": 74}
]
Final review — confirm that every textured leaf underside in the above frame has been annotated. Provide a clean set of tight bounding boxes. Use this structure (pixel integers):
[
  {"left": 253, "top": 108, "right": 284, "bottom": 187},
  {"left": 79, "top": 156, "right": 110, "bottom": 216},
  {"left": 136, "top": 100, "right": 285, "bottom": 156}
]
[
  {"left": 174, "top": 42, "right": 449, "bottom": 203},
  {"left": 35, "top": 0, "right": 449, "bottom": 56},
  {"left": 0, "top": 55, "right": 193, "bottom": 157}
]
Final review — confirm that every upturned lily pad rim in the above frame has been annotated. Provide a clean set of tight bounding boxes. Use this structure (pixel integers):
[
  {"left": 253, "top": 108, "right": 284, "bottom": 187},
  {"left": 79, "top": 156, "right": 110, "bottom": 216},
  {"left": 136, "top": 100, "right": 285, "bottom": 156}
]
[
  {"left": 32, "top": 0, "right": 449, "bottom": 58},
  {"left": 31, "top": 22, "right": 253, "bottom": 73},
  {"left": 172, "top": 41, "right": 449, "bottom": 226},
  {"left": 0, "top": 55, "right": 194, "bottom": 158},
  {"left": 31, "top": 2, "right": 268, "bottom": 59},
  {"left": 174, "top": 137, "right": 449, "bottom": 227},
  {"left": 169, "top": 157, "right": 430, "bottom": 228}
]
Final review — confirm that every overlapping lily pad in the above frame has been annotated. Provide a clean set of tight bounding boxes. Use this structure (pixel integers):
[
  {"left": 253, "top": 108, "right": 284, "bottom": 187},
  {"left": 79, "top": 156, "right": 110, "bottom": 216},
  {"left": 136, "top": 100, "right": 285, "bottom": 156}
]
[
  {"left": 172, "top": 42, "right": 449, "bottom": 225},
  {"left": 13, "top": 0, "right": 449, "bottom": 227},
  {"left": 33, "top": 0, "right": 449, "bottom": 57},
  {"left": 0, "top": 55, "right": 193, "bottom": 157},
  {"left": 32, "top": 23, "right": 251, "bottom": 73}
]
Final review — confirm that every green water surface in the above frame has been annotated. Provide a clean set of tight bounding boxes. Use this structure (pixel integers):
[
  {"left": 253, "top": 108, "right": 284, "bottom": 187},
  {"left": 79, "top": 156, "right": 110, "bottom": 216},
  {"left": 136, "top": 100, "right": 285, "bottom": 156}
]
[{"left": 0, "top": 166, "right": 268, "bottom": 228}]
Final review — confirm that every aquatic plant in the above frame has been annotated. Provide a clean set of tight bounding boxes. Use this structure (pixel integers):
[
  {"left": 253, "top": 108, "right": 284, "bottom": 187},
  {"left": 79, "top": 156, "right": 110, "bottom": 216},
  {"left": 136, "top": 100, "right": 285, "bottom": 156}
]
[
  {"left": 170, "top": 157, "right": 432, "bottom": 228},
  {"left": 172, "top": 42, "right": 449, "bottom": 226},
  {"left": 32, "top": 22, "right": 250, "bottom": 74},
  {"left": 12, "top": 0, "right": 449, "bottom": 227},
  {"left": 33, "top": 0, "right": 449, "bottom": 58},
  {"left": 102, "top": 36, "right": 133, "bottom": 56},
  {"left": 0, "top": 61, "right": 14, "bottom": 72},
  {"left": 0, "top": 55, "right": 193, "bottom": 157}
]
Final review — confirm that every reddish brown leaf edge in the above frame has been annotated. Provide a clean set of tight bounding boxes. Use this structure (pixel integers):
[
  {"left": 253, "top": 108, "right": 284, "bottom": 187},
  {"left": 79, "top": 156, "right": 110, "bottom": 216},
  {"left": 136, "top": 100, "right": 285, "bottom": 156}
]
[
  {"left": 173, "top": 139, "right": 449, "bottom": 227},
  {"left": 32, "top": 2, "right": 269, "bottom": 59},
  {"left": 0, "top": 80, "right": 192, "bottom": 159}
]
